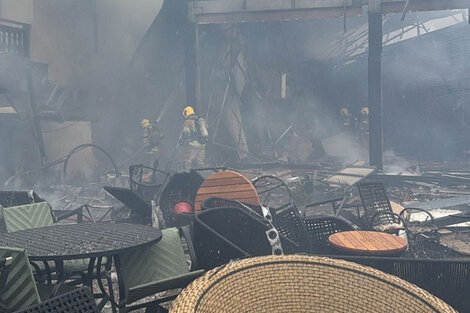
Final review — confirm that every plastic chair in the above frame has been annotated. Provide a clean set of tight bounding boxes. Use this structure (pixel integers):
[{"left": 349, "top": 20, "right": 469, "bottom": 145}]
[{"left": 117, "top": 227, "right": 205, "bottom": 312}]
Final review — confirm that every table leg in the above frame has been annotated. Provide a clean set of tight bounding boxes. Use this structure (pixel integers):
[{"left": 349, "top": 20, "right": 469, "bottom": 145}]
[
  {"left": 113, "top": 255, "right": 127, "bottom": 312},
  {"left": 96, "top": 256, "right": 118, "bottom": 313},
  {"left": 54, "top": 260, "right": 65, "bottom": 281}
]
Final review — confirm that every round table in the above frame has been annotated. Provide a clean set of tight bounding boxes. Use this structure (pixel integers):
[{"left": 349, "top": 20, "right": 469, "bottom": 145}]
[
  {"left": 0, "top": 223, "right": 162, "bottom": 261},
  {"left": 328, "top": 230, "right": 408, "bottom": 256},
  {"left": 0, "top": 223, "right": 162, "bottom": 312}
]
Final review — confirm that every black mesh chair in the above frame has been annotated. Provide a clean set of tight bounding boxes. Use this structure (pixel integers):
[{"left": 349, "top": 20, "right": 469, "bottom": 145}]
[
  {"left": 304, "top": 216, "right": 355, "bottom": 253},
  {"left": 357, "top": 181, "right": 400, "bottom": 228},
  {"left": 193, "top": 207, "right": 298, "bottom": 270},
  {"left": 269, "top": 204, "right": 313, "bottom": 254},
  {"left": 13, "top": 287, "right": 98, "bottom": 313}
]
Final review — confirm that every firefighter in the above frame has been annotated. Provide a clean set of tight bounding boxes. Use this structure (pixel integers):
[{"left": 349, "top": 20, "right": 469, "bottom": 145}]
[
  {"left": 359, "top": 106, "right": 369, "bottom": 134},
  {"left": 141, "top": 118, "right": 163, "bottom": 170},
  {"left": 339, "top": 107, "right": 353, "bottom": 131},
  {"left": 179, "top": 106, "right": 209, "bottom": 171}
]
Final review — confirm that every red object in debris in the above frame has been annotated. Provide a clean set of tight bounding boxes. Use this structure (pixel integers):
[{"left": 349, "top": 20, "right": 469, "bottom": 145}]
[{"left": 173, "top": 201, "right": 193, "bottom": 214}]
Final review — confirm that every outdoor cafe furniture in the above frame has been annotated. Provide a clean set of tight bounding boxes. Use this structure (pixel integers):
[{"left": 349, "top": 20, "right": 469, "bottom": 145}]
[
  {"left": 334, "top": 255, "right": 470, "bottom": 313},
  {"left": 0, "top": 223, "right": 162, "bottom": 312},
  {"left": 328, "top": 230, "right": 408, "bottom": 256},
  {"left": 0, "top": 246, "right": 88, "bottom": 312},
  {"left": 200, "top": 197, "right": 355, "bottom": 255},
  {"left": 2, "top": 202, "right": 111, "bottom": 284},
  {"left": 116, "top": 227, "right": 205, "bottom": 313},
  {"left": 169, "top": 255, "right": 458, "bottom": 313},
  {"left": 194, "top": 170, "right": 260, "bottom": 211},
  {"left": 193, "top": 206, "right": 298, "bottom": 270},
  {"left": 13, "top": 287, "right": 98, "bottom": 313}
]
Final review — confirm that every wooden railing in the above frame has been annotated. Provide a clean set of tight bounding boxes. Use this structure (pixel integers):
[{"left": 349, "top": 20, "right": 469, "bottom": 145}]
[{"left": 0, "top": 18, "right": 30, "bottom": 57}]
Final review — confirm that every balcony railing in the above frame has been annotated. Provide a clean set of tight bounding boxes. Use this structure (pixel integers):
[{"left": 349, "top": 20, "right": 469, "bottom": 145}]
[{"left": 0, "top": 18, "right": 30, "bottom": 57}]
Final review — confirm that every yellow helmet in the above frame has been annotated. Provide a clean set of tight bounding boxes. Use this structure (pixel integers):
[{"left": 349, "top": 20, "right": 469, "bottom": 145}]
[
  {"left": 361, "top": 107, "right": 369, "bottom": 115},
  {"left": 141, "top": 119, "right": 151, "bottom": 128},
  {"left": 183, "top": 106, "right": 195, "bottom": 118},
  {"left": 339, "top": 108, "right": 349, "bottom": 116}
]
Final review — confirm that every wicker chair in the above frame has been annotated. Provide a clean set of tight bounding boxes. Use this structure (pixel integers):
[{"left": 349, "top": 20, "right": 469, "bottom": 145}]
[
  {"left": 170, "top": 255, "right": 458, "bottom": 313},
  {"left": 13, "top": 287, "right": 97, "bottom": 313}
]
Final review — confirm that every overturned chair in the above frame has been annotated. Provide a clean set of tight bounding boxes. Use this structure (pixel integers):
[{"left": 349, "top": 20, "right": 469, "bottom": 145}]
[{"left": 170, "top": 255, "right": 457, "bottom": 313}]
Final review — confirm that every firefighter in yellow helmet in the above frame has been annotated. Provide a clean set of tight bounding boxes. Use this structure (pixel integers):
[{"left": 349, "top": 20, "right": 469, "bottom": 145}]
[
  {"left": 179, "top": 106, "right": 209, "bottom": 171},
  {"left": 141, "top": 118, "right": 163, "bottom": 171},
  {"left": 359, "top": 106, "right": 369, "bottom": 134}
]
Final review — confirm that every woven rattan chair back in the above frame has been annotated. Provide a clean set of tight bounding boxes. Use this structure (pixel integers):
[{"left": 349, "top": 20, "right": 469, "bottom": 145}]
[
  {"left": 0, "top": 247, "right": 40, "bottom": 312},
  {"left": 13, "top": 287, "right": 97, "bottom": 313},
  {"left": 170, "top": 255, "right": 458, "bottom": 313},
  {"left": 357, "top": 181, "right": 396, "bottom": 227},
  {"left": 118, "top": 227, "right": 192, "bottom": 304},
  {"left": 3, "top": 202, "right": 54, "bottom": 233},
  {"left": 304, "top": 216, "right": 355, "bottom": 253}
]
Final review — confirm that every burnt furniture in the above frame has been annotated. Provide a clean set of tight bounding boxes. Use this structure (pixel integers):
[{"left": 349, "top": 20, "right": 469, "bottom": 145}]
[
  {"left": 13, "top": 287, "right": 98, "bottom": 313},
  {"left": 0, "top": 223, "right": 162, "bottom": 312},
  {"left": 328, "top": 230, "right": 408, "bottom": 256}
]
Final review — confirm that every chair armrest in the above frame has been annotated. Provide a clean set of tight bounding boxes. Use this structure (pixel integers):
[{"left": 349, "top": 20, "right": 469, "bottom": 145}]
[
  {"left": 180, "top": 225, "right": 199, "bottom": 271},
  {"left": 55, "top": 205, "right": 85, "bottom": 222}
]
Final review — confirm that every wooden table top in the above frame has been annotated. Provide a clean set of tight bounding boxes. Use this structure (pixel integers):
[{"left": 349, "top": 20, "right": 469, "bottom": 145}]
[
  {"left": 194, "top": 170, "right": 260, "bottom": 211},
  {"left": 328, "top": 231, "right": 408, "bottom": 256}
]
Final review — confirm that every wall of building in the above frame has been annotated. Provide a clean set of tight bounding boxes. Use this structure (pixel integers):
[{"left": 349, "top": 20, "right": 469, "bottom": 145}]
[{"left": 0, "top": 0, "right": 33, "bottom": 23}]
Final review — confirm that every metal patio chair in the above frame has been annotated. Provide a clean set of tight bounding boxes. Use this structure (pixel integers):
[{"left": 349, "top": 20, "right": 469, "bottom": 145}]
[
  {"left": 357, "top": 181, "right": 436, "bottom": 238},
  {"left": 117, "top": 227, "right": 205, "bottom": 313},
  {"left": 13, "top": 287, "right": 97, "bottom": 313},
  {"left": 2, "top": 203, "right": 111, "bottom": 287},
  {"left": 193, "top": 206, "right": 299, "bottom": 270},
  {"left": 0, "top": 246, "right": 77, "bottom": 313}
]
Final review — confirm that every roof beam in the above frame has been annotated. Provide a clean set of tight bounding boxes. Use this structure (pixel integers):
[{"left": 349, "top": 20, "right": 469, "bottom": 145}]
[{"left": 189, "top": 0, "right": 470, "bottom": 24}]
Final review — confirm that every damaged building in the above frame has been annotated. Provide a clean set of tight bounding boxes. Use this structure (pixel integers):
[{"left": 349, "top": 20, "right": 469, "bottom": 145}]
[{"left": 2, "top": 0, "right": 470, "bottom": 312}]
